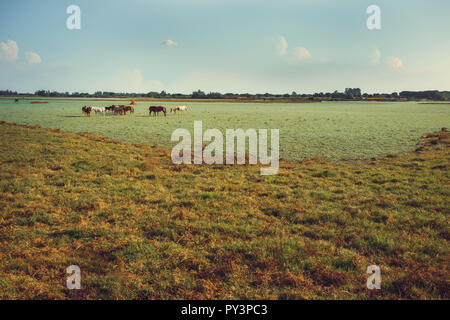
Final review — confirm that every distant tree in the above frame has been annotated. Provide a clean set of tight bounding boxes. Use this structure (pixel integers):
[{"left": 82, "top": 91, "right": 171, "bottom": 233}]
[
  {"left": 192, "top": 90, "right": 206, "bottom": 98},
  {"left": 147, "top": 91, "right": 160, "bottom": 98},
  {"left": 35, "top": 90, "right": 48, "bottom": 96},
  {"left": 0, "top": 90, "right": 18, "bottom": 96},
  {"left": 207, "top": 92, "right": 223, "bottom": 99},
  {"left": 400, "top": 90, "right": 447, "bottom": 101},
  {"left": 345, "top": 88, "right": 361, "bottom": 99}
]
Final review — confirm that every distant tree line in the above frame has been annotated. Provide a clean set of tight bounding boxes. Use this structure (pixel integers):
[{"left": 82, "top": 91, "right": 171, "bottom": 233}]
[
  {"left": 0, "top": 90, "right": 18, "bottom": 96},
  {"left": 0, "top": 88, "right": 449, "bottom": 101},
  {"left": 398, "top": 90, "right": 450, "bottom": 101}
]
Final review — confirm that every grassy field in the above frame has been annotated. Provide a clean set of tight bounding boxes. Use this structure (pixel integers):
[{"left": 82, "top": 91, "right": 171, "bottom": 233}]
[
  {"left": 0, "top": 121, "right": 448, "bottom": 299},
  {"left": 0, "top": 98, "right": 449, "bottom": 160}
]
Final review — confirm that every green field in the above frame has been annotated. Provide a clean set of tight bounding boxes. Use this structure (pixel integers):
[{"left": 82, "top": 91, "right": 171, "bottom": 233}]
[
  {"left": 0, "top": 98, "right": 449, "bottom": 160},
  {"left": 0, "top": 99, "right": 449, "bottom": 299}
]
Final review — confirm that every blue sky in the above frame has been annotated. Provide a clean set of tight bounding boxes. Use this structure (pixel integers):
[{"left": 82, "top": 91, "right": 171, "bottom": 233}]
[{"left": 0, "top": 0, "right": 449, "bottom": 94}]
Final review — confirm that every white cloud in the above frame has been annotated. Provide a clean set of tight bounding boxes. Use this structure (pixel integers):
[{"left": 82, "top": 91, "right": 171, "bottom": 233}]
[
  {"left": 387, "top": 56, "right": 403, "bottom": 69},
  {"left": 274, "top": 36, "right": 311, "bottom": 62},
  {"left": 292, "top": 47, "right": 311, "bottom": 61},
  {"left": 0, "top": 40, "right": 19, "bottom": 62},
  {"left": 163, "top": 40, "right": 178, "bottom": 47},
  {"left": 0, "top": 40, "right": 42, "bottom": 66},
  {"left": 104, "top": 68, "right": 164, "bottom": 93},
  {"left": 373, "top": 48, "right": 381, "bottom": 65},
  {"left": 276, "top": 36, "right": 288, "bottom": 56},
  {"left": 147, "top": 80, "right": 164, "bottom": 91},
  {"left": 24, "top": 52, "right": 42, "bottom": 64}
]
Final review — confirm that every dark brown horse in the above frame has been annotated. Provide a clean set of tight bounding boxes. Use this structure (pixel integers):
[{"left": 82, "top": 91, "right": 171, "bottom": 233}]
[
  {"left": 105, "top": 105, "right": 117, "bottom": 113},
  {"left": 113, "top": 105, "right": 127, "bottom": 115},
  {"left": 149, "top": 106, "right": 166, "bottom": 116},
  {"left": 82, "top": 106, "right": 92, "bottom": 116}
]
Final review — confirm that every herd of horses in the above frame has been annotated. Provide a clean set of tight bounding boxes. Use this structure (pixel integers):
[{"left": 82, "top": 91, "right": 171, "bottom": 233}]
[{"left": 81, "top": 105, "right": 187, "bottom": 117}]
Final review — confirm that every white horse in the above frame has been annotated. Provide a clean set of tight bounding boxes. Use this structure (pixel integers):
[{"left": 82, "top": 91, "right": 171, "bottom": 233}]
[
  {"left": 91, "top": 106, "right": 105, "bottom": 114},
  {"left": 171, "top": 105, "right": 187, "bottom": 113}
]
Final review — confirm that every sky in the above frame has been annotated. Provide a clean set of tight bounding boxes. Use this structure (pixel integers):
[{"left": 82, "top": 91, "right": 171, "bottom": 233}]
[{"left": 0, "top": 0, "right": 449, "bottom": 94}]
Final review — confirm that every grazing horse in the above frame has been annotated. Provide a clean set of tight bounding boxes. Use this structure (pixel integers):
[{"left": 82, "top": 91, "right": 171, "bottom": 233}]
[
  {"left": 123, "top": 105, "right": 134, "bottom": 114},
  {"left": 82, "top": 106, "right": 92, "bottom": 116},
  {"left": 91, "top": 106, "right": 105, "bottom": 115},
  {"left": 113, "top": 105, "right": 126, "bottom": 115},
  {"left": 105, "top": 105, "right": 117, "bottom": 113},
  {"left": 149, "top": 106, "right": 166, "bottom": 117},
  {"left": 171, "top": 105, "right": 187, "bottom": 113}
]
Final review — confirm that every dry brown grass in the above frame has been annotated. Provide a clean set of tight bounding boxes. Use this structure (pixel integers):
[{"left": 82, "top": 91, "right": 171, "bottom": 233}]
[{"left": 0, "top": 121, "right": 448, "bottom": 299}]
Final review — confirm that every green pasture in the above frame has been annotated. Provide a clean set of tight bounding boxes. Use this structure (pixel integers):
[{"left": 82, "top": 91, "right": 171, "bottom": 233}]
[{"left": 0, "top": 98, "right": 448, "bottom": 160}]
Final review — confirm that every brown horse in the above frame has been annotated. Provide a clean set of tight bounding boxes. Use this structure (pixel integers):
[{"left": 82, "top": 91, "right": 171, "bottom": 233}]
[
  {"left": 112, "top": 105, "right": 129, "bottom": 115},
  {"left": 105, "top": 105, "right": 117, "bottom": 113},
  {"left": 123, "top": 105, "right": 134, "bottom": 114},
  {"left": 149, "top": 106, "right": 166, "bottom": 117},
  {"left": 82, "top": 106, "right": 92, "bottom": 116}
]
